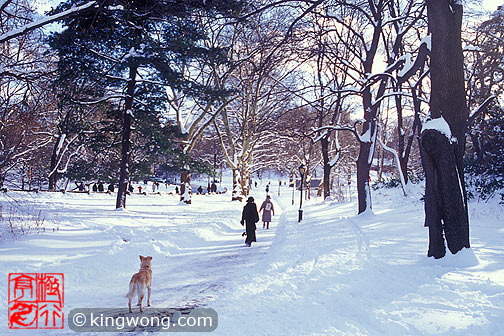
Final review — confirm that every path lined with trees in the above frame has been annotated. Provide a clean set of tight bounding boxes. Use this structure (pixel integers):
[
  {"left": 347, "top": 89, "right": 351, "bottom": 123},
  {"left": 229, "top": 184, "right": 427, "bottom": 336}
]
[{"left": 1, "top": 0, "right": 503, "bottom": 258}]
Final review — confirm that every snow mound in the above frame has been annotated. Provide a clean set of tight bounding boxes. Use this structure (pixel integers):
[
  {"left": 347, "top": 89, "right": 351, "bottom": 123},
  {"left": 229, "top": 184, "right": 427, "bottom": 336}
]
[{"left": 426, "top": 247, "right": 480, "bottom": 268}]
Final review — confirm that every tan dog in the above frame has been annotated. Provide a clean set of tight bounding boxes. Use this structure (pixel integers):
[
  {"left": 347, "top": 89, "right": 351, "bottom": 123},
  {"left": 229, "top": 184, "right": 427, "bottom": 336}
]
[{"left": 126, "top": 255, "right": 152, "bottom": 313}]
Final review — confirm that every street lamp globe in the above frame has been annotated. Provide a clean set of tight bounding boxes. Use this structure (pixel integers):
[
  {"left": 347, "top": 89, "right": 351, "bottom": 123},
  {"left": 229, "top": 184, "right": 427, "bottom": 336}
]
[{"left": 299, "top": 164, "right": 306, "bottom": 176}]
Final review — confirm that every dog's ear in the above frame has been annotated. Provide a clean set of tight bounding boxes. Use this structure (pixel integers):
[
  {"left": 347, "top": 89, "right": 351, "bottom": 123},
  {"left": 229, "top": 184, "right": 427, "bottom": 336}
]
[
  {"left": 147, "top": 256, "right": 152, "bottom": 261},
  {"left": 139, "top": 255, "right": 143, "bottom": 261}
]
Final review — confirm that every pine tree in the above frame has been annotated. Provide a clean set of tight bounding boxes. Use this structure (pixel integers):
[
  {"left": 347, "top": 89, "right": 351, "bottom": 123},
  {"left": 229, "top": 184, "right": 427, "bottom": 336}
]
[
  {"left": 49, "top": 0, "right": 242, "bottom": 208},
  {"left": 466, "top": 104, "right": 504, "bottom": 201}
]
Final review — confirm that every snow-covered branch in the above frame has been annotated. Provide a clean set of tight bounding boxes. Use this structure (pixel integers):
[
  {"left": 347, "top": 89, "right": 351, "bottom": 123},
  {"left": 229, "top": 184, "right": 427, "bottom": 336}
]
[
  {"left": 306, "top": 122, "right": 363, "bottom": 144},
  {"left": 56, "top": 144, "right": 85, "bottom": 175},
  {"left": 73, "top": 95, "right": 125, "bottom": 105},
  {"left": 0, "top": 1, "right": 97, "bottom": 44},
  {"left": 376, "top": 137, "right": 407, "bottom": 196},
  {"left": 467, "top": 95, "right": 497, "bottom": 127}
]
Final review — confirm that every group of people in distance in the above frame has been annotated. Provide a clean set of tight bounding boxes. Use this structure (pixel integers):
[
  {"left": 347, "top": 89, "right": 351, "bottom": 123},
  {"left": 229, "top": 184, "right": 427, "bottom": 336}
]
[
  {"left": 76, "top": 181, "right": 114, "bottom": 192},
  {"left": 241, "top": 194, "right": 275, "bottom": 247},
  {"left": 195, "top": 182, "right": 220, "bottom": 195},
  {"left": 131, "top": 182, "right": 160, "bottom": 194}
]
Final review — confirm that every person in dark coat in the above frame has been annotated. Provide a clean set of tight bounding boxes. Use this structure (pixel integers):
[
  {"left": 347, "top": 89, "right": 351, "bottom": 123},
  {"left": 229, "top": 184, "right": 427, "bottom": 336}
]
[
  {"left": 98, "top": 182, "right": 104, "bottom": 192},
  {"left": 108, "top": 183, "right": 114, "bottom": 192},
  {"left": 92, "top": 183, "right": 98, "bottom": 192},
  {"left": 241, "top": 197, "right": 259, "bottom": 247}
]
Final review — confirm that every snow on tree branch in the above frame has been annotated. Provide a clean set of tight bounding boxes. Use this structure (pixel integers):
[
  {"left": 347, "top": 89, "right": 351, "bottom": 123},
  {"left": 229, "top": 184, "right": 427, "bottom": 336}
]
[
  {"left": 467, "top": 95, "right": 497, "bottom": 127},
  {"left": 0, "top": 1, "right": 97, "bottom": 44}
]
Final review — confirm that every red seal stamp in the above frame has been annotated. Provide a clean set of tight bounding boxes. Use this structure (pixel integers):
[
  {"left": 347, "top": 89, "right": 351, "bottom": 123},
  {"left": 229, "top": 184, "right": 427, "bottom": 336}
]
[{"left": 8, "top": 273, "right": 64, "bottom": 329}]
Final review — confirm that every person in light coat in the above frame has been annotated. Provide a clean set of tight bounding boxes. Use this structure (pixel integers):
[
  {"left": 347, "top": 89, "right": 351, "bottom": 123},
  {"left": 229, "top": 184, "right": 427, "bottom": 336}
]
[{"left": 259, "top": 195, "right": 275, "bottom": 229}]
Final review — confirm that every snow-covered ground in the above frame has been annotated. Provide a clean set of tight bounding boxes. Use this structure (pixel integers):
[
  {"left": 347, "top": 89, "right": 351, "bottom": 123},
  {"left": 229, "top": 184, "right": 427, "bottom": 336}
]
[{"left": 1, "top": 176, "right": 503, "bottom": 335}]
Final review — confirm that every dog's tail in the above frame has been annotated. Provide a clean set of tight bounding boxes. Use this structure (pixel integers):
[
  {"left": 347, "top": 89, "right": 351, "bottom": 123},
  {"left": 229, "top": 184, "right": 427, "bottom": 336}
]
[{"left": 125, "top": 279, "right": 136, "bottom": 299}]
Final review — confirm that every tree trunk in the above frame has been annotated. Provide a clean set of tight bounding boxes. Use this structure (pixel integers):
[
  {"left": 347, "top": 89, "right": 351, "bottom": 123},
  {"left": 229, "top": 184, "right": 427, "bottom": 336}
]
[
  {"left": 356, "top": 142, "right": 372, "bottom": 214},
  {"left": 231, "top": 167, "right": 241, "bottom": 201},
  {"left": 180, "top": 170, "right": 192, "bottom": 204},
  {"left": 321, "top": 136, "right": 331, "bottom": 199},
  {"left": 356, "top": 119, "right": 376, "bottom": 214},
  {"left": 422, "top": 0, "right": 470, "bottom": 258},
  {"left": 240, "top": 164, "right": 248, "bottom": 197},
  {"left": 48, "top": 135, "right": 61, "bottom": 190},
  {"left": 469, "top": 133, "right": 483, "bottom": 162},
  {"left": 115, "top": 65, "right": 137, "bottom": 209},
  {"left": 395, "top": 90, "right": 410, "bottom": 185}
]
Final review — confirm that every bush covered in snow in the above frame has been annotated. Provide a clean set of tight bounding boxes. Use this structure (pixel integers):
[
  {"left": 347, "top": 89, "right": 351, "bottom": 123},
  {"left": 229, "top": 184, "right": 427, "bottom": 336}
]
[{"left": 466, "top": 105, "right": 504, "bottom": 203}]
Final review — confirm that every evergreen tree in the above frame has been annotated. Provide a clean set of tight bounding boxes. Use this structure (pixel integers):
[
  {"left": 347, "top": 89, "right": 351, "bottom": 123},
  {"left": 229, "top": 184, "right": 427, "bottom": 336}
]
[
  {"left": 49, "top": 0, "right": 243, "bottom": 208},
  {"left": 466, "top": 104, "right": 504, "bottom": 201}
]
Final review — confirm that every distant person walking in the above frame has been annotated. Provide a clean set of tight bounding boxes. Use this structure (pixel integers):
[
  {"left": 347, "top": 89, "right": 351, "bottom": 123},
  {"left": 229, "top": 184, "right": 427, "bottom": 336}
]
[
  {"left": 241, "top": 197, "right": 259, "bottom": 247},
  {"left": 108, "top": 183, "right": 114, "bottom": 192},
  {"left": 152, "top": 182, "right": 157, "bottom": 192},
  {"left": 98, "top": 182, "right": 104, "bottom": 192},
  {"left": 259, "top": 195, "right": 275, "bottom": 229}
]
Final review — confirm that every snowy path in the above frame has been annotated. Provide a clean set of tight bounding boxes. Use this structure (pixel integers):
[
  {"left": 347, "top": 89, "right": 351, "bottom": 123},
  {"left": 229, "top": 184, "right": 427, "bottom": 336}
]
[
  {"left": 0, "top": 187, "right": 282, "bottom": 335},
  {"left": 214, "top": 187, "right": 504, "bottom": 335},
  {"left": 2, "top": 183, "right": 504, "bottom": 335}
]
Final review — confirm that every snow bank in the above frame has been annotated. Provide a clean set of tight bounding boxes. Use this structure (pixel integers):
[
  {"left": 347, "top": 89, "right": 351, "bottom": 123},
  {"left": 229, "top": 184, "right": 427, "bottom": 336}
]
[{"left": 213, "top": 183, "right": 504, "bottom": 335}]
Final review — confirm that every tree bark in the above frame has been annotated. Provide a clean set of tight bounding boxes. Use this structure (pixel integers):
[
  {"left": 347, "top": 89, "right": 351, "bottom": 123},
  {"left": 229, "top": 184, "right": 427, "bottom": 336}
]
[
  {"left": 180, "top": 170, "right": 192, "bottom": 204},
  {"left": 48, "top": 138, "right": 59, "bottom": 191},
  {"left": 231, "top": 167, "right": 242, "bottom": 201},
  {"left": 356, "top": 140, "right": 373, "bottom": 214},
  {"left": 394, "top": 89, "right": 411, "bottom": 185},
  {"left": 422, "top": 0, "right": 470, "bottom": 258},
  {"left": 356, "top": 116, "right": 377, "bottom": 213},
  {"left": 321, "top": 135, "right": 331, "bottom": 199},
  {"left": 115, "top": 65, "right": 137, "bottom": 209}
]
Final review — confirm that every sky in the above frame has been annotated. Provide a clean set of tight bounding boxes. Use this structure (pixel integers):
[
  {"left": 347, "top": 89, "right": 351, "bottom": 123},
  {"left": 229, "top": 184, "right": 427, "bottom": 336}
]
[{"left": 482, "top": 0, "right": 503, "bottom": 10}]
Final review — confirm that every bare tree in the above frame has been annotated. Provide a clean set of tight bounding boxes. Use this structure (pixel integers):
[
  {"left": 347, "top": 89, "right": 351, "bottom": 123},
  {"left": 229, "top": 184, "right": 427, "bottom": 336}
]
[
  {"left": 0, "top": 0, "right": 55, "bottom": 187},
  {"left": 295, "top": 5, "right": 359, "bottom": 199},
  {"left": 213, "top": 10, "right": 298, "bottom": 200}
]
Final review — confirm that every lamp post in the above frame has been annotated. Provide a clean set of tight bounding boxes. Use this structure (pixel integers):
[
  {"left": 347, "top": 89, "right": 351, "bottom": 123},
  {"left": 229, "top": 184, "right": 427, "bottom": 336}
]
[
  {"left": 290, "top": 176, "right": 294, "bottom": 205},
  {"left": 298, "top": 164, "right": 305, "bottom": 222}
]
